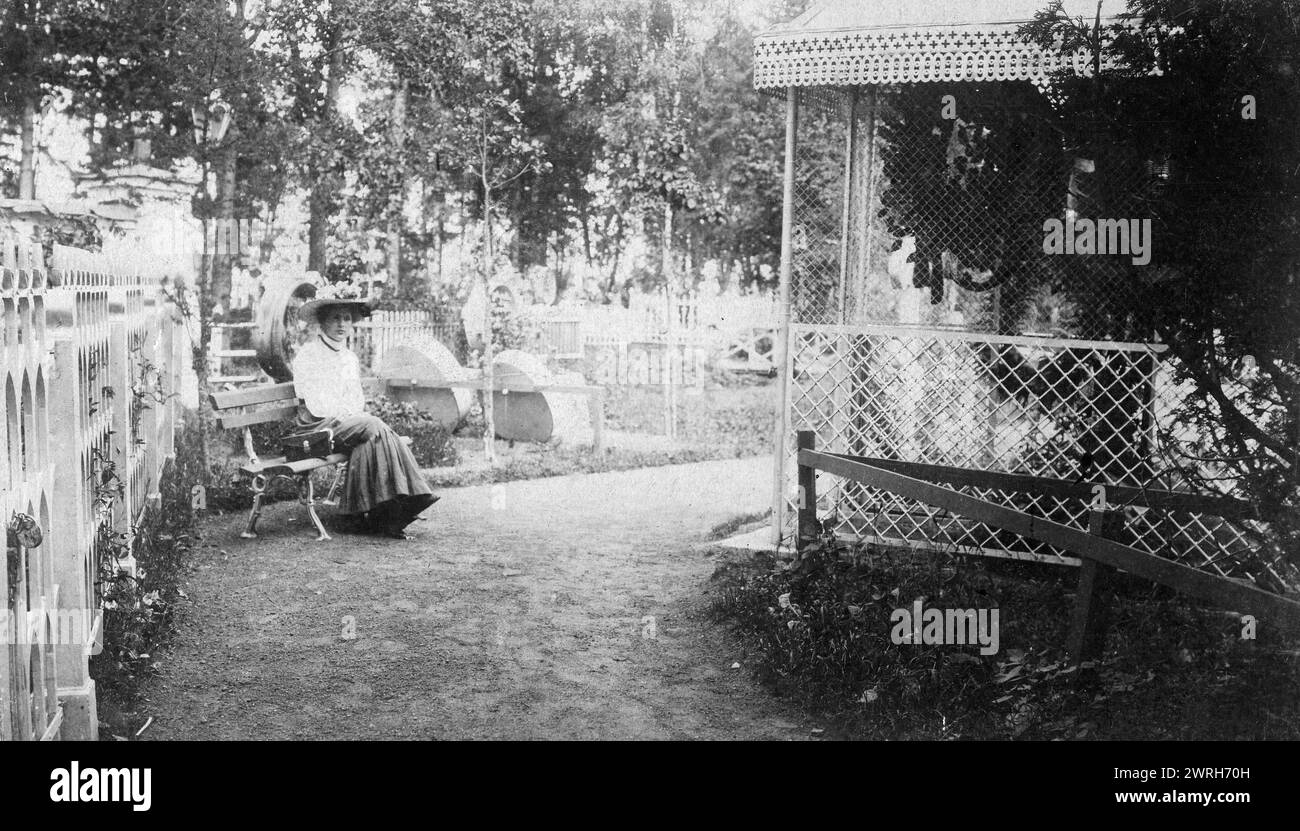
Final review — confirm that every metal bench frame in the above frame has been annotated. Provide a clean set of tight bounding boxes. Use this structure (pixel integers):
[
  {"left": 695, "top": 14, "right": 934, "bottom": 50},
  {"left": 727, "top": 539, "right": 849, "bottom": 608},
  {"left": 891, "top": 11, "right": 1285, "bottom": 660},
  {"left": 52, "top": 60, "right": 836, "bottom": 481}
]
[{"left": 209, "top": 382, "right": 345, "bottom": 541}]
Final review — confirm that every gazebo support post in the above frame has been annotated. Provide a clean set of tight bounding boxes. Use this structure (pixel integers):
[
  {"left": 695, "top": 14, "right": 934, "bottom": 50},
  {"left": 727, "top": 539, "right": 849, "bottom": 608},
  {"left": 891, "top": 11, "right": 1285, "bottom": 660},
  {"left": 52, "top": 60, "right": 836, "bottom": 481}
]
[
  {"left": 856, "top": 86, "right": 879, "bottom": 320},
  {"left": 771, "top": 86, "right": 799, "bottom": 547},
  {"left": 837, "top": 89, "right": 858, "bottom": 325}
]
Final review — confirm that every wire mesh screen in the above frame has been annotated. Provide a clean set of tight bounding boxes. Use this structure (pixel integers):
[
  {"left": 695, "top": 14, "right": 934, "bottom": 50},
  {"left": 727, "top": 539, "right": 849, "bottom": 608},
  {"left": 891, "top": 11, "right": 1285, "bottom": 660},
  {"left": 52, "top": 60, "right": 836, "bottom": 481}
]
[
  {"left": 789, "top": 88, "right": 848, "bottom": 325},
  {"left": 816, "top": 83, "right": 1158, "bottom": 338},
  {"left": 778, "top": 82, "right": 1273, "bottom": 584}
]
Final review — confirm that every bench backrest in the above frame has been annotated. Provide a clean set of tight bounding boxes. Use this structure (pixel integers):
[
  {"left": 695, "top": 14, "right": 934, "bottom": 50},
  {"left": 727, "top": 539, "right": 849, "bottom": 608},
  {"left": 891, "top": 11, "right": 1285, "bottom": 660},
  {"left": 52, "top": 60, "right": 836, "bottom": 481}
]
[{"left": 210, "top": 382, "right": 301, "bottom": 430}]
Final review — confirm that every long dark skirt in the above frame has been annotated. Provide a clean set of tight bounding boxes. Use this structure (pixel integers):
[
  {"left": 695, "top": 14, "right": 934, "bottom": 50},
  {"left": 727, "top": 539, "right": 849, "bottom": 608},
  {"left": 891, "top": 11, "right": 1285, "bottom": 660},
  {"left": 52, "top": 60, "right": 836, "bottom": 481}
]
[{"left": 298, "top": 412, "right": 434, "bottom": 516}]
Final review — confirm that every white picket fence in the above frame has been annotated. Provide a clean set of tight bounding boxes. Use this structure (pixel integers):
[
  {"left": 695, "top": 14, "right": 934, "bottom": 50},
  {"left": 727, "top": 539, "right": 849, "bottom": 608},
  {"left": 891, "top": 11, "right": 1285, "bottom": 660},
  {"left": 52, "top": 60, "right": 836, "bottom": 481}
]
[
  {"left": 530, "top": 290, "right": 779, "bottom": 352},
  {"left": 340, "top": 290, "right": 780, "bottom": 382},
  {"left": 1, "top": 234, "right": 183, "bottom": 742}
]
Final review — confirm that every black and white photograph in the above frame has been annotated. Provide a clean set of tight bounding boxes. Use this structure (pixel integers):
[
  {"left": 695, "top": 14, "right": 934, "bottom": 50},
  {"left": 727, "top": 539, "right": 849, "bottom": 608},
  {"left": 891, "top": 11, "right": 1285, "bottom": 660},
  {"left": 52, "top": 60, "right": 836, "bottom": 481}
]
[{"left": 0, "top": 0, "right": 1297, "bottom": 768}]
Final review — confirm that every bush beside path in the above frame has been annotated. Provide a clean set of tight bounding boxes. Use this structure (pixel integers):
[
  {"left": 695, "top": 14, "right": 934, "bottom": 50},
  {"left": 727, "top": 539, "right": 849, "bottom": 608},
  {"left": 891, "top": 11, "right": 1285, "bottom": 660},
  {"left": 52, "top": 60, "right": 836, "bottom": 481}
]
[{"left": 140, "top": 456, "right": 816, "bottom": 740}]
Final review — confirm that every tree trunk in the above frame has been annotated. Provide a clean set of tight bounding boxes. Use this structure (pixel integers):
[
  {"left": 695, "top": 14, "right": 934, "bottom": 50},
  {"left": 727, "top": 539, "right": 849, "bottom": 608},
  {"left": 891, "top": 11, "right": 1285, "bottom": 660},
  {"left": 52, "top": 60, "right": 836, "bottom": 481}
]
[
  {"left": 581, "top": 212, "right": 594, "bottom": 270},
  {"left": 194, "top": 219, "right": 216, "bottom": 486},
  {"left": 481, "top": 135, "right": 497, "bottom": 465},
  {"left": 386, "top": 78, "right": 409, "bottom": 286},
  {"left": 605, "top": 223, "right": 623, "bottom": 302},
  {"left": 553, "top": 246, "right": 570, "bottom": 303},
  {"left": 212, "top": 122, "right": 238, "bottom": 315},
  {"left": 662, "top": 200, "right": 677, "bottom": 439},
  {"left": 18, "top": 96, "right": 36, "bottom": 200},
  {"left": 432, "top": 185, "right": 445, "bottom": 288},
  {"left": 308, "top": 5, "right": 346, "bottom": 274}
]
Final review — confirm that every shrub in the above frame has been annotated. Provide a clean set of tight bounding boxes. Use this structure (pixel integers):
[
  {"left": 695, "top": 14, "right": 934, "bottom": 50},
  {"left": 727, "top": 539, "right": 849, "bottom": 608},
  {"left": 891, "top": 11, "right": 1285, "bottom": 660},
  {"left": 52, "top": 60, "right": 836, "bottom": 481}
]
[
  {"left": 490, "top": 293, "right": 541, "bottom": 353},
  {"left": 711, "top": 540, "right": 1300, "bottom": 740},
  {"left": 89, "top": 415, "right": 202, "bottom": 739},
  {"left": 367, "top": 395, "right": 459, "bottom": 467}
]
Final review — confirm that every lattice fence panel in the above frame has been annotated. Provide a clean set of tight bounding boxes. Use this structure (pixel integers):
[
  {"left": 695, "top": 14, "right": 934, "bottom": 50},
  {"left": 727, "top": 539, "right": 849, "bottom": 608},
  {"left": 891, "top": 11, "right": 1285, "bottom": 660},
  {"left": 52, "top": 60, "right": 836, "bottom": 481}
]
[{"left": 780, "top": 324, "right": 1264, "bottom": 579}]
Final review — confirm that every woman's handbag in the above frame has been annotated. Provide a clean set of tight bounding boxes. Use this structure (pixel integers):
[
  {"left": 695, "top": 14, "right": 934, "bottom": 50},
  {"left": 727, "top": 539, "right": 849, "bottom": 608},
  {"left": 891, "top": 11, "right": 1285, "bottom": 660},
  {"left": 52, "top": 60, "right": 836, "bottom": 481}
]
[{"left": 280, "top": 428, "right": 335, "bottom": 462}]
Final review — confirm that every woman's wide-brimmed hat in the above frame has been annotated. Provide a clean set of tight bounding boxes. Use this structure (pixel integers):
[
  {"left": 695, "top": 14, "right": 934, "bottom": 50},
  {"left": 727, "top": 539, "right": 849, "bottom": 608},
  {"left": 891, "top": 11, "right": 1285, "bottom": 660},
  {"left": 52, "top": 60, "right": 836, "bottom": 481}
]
[{"left": 296, "top": 280, "right": 374, "bottom": 326}]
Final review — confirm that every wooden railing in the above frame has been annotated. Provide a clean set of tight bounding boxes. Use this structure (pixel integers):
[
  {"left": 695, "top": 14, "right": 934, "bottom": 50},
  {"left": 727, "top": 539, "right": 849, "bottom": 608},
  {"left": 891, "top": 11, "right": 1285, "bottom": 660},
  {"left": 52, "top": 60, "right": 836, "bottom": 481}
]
[
  {"left": 794, "top": 431, "right": 1300, "bottom": 664},
  {"left": 1, "top": 234, "right": 181, "bottom": 741}
]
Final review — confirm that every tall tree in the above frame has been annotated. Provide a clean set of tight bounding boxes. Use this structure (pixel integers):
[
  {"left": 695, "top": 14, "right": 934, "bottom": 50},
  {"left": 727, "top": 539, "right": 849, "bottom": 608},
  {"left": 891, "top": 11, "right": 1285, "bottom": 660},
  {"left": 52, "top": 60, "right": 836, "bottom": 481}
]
[
  {"left": 1025, "top": 0, "right": 1300, "bottom": 574},
  {"left": 440, "top": 0, "right": 545, "bottom": 463}
]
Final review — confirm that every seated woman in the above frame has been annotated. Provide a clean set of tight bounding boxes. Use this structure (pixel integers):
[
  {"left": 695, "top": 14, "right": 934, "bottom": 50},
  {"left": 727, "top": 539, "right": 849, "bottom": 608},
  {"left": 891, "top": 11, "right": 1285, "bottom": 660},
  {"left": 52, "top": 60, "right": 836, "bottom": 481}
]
[{"left": 291, "top": 293, "right": 438, "bottom": 539}]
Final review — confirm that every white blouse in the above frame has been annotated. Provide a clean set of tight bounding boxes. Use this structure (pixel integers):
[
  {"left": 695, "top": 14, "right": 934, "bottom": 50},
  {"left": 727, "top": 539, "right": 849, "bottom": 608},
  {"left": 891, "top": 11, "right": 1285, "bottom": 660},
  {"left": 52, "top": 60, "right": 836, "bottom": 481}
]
[{"left": 291, "top": 336, "right": 368, "bottom": 420}]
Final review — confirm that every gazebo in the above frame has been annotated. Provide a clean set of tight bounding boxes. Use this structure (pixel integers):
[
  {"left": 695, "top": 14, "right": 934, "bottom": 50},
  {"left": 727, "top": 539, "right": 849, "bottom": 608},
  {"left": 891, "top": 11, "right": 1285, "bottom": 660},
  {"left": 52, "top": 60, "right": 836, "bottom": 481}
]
[{"left": 751, "top": 0, "right": 1265, "bottom": 579}]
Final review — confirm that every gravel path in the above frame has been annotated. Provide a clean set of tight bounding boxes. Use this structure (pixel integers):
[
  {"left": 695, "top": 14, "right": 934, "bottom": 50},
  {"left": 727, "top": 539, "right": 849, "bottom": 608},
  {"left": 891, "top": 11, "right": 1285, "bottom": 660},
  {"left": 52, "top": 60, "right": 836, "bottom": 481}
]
[{"left": 142, "top": 456, "right": 816, "bottom": 740}]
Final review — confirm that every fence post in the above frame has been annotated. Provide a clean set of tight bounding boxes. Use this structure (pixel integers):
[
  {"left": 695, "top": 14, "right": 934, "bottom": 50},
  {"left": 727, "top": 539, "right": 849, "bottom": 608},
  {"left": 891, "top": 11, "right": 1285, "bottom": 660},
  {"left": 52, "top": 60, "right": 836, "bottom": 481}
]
[
  {"left": 46, "top": 269, "right": 99, "bottom": 741},
  {"left": 106, "top": 283, "right": 133, "bottom": 555},
  {"left": 588, "top": 388, "right": 605, "bottom": 455},
  {"left": 159, "top": 303, "right": 176, "bottom": 462},
  {"left": 1067, "top": 508, "right": 1124, "bottom": 666},
  {"left": 139, "top": 289, "right": 158, "bottom": 504},
  {"left": 209, "top": 322, "right": 225, "bottom": 380},
  {"left": 796, "top": 430, "right": 817, "bottom": 554}
]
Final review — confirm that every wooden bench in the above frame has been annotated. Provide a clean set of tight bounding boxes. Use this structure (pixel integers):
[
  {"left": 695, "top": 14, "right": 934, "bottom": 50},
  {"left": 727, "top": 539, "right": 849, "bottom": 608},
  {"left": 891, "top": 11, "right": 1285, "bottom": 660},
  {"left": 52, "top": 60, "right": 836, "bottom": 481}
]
[{"left": 210, "top": 382, "right": 349, "bottom": 541}]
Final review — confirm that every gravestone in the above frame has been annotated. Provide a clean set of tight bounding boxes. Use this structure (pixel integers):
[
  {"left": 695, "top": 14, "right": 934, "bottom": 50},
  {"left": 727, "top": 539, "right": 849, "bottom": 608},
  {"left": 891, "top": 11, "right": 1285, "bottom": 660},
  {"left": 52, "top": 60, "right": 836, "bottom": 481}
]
[
  {"left": 376, "top": 338, "right": 473, "bottom": 429},
  {"left": 492, "top": 349, "right": 592, "bottom": 445}
]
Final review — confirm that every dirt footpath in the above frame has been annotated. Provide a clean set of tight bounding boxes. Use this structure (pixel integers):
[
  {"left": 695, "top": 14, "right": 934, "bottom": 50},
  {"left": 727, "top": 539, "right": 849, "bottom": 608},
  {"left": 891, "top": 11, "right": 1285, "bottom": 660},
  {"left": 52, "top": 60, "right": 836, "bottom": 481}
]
[{"left": 142, "top": 456, "right": 816, "bottom": 740}]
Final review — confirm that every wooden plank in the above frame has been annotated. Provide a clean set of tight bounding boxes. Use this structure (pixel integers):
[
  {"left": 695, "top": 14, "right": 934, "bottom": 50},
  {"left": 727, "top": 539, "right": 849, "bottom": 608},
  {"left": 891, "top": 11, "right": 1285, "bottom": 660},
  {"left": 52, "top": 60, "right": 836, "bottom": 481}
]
[
  {"left": 10, "top": 604, "right": 33, "bottom": 741},
  {"left": 215, "top": 404, "right": 299, "bottom": 430},
  {"left": 384, "top": 378, "right": 602, "bottom": 395},
  {"left": 0, "top": 636, "right": 10, "bottom": 741},
  {"left": 210, "top": 383, "right": 298, "bottom": 410},
  {"left": 1068, "top": 510, "right": 1123, "bottom": 665},
  {"left": 39, "top": 704, "right": 63, "bottom": 741},
  {"left": 797, "top": 431, "right": 817, "bottom": 552},
  {"left": 209, "top": 374, "right": 263, "bottom": 385},
  {"left": 833, "top": 525, "right": 1081, "bottom": 566},
  {"left": 827, "top": 453, "right": 1254, "bottom": 519},
  {"left": 800, "top": 450, "right": 1300, "bottom": 632}
]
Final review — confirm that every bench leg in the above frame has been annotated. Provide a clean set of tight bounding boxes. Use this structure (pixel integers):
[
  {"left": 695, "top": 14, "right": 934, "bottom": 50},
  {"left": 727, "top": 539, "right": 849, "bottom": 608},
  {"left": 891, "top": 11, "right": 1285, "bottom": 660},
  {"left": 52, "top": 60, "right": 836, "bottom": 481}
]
[
  {"left": 241, "top": 475, "right": 267, "bottom": 539},
  {"left": 299, "top": 474, "right": 331, "bottom": 542},
  {"left": 322, "top": 462, "right": 347, "bottom": 507}
]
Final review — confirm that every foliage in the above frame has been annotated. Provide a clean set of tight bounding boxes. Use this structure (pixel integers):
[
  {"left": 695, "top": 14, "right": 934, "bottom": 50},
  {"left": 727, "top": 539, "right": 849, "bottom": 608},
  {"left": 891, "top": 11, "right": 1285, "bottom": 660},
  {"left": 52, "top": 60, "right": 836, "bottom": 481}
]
[
  {"left": 89, "top": 395, "right": 198, "bottom": 741},
  {"left": 2, "top": 0, "right": 795, "bottom": 301},
  {"left": 877, "top": 82, "right": 1066, "bottom": 323},
  {"left": 711, "top": 539, "right": 1300, "bottom": 739},
  {"left": 1020, "top": 0, "right": 1300, "bottom": 570},
  {"left": 367, "top": 395, "right": 459, "bottom": 467},
  {"left": 599, "top": 381, "right": 774, "bottom": 456},
  {"left": 489, "top": 292, "right": 541, "bottom": 352}
]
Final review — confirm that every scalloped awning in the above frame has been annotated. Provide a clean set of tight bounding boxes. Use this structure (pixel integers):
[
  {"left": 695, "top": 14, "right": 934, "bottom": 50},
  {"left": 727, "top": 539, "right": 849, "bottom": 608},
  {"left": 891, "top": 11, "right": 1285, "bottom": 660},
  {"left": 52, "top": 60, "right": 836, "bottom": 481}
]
[{"left": 754, "top": 0, "right": 1133, "bottom": 91}]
